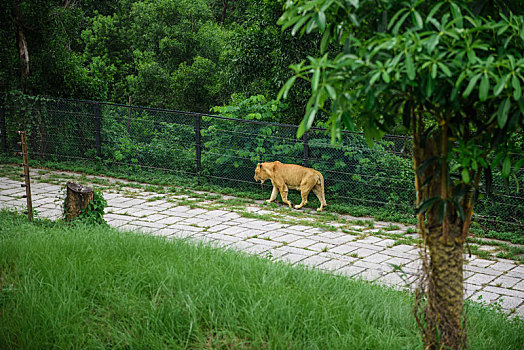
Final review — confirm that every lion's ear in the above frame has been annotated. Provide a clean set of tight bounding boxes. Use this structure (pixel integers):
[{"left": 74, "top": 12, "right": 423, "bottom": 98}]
[{"left": 257, "top": 163, "right": 261, "bottom": 168}]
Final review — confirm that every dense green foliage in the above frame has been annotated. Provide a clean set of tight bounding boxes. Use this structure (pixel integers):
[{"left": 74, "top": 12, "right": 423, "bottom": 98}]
[
  {"left": 1, "top": 210, "right": 523, "bottom": 349},
  {"left": 0, "top": 0, "right": 324, "bottom": 123}
]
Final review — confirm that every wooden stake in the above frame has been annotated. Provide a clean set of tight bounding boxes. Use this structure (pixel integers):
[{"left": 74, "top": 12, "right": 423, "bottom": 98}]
[{"left": 18, "top": 131, "right": 33, "bottom": 221}]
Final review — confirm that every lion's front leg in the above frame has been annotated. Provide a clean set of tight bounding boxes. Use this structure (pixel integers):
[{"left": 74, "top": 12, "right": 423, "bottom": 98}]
[
  {"left": 278, "top": 184, "right": 293, "bottom": 208},
  {"left": 266, "top": 186, "right": 279, "bottom": 204}
]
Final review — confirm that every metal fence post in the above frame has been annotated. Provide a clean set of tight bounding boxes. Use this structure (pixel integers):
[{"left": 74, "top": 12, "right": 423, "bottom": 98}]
[
  {"left": 94, "top": 102, "right": 102, "bottom": 159},
  {"left": 195, "top": 114, "right": 201, "bottom": 174},
  {"left": 0, "top": 103, "right": 6, "bottom": 153},
  {"left": 303, "top": 131, "right": 309, "bottom": 167}
]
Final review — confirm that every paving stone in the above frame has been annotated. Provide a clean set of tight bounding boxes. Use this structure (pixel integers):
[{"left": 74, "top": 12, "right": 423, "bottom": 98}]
[
  {"left": 354, "top": 260, "right": 390, "bottom": 273},
  {"left": 107, "top": 219, "right": 133, "bottom": 227},
  {"left": 156, "top": 216, "right": 184, "bottom": 225},
  {"left": 318, "top": 259, "right": 353, "bottom": 271},
  {"left": 329, "top": 244, "right": 359, "bottom": 255},
  {"left": 270, "top": 233, "right": 303, "bottom": 243},
  {"left": 376, "top": 272, "right": 407, "bottom": 288},
  {"left": 277, "top": 253, "right": 307, "bottom": 265},
  {"left": 228, "top": 240, "right": 254, "bottom": 251},
  {"left": 483, "top": 285, "right": 524, "bottom": 298},
  {"left": 491, "top": 275, "right": 520, "bottom": 288},
  {"left": 489, "top": 261, "right": 518, "bottom": 272},
  {"left": 152, "top": 228, "right": 179, "bottom": 237},
  {"left": 168, "top": 224, "right": 205, "bottom": 232},
  {"left": 289, "top": 238, "right": 318, "bottom": 248},
  {"left": 244, "top": 245, "right": 271, "bottom": 255},
  {"left": 468, "top": 258, "right": 496, "bottom": 268},
  {"left": 471, "top": 291, "right": 500, "bottom": 303},
  {"left": 308, "top": 242, "right": 335, "bottom": 252},
  {"left": 374, "top": 238, "right": 397, "bottom": 247},
  {"left": 362, "top": 253, "right": 391, "bottom": 264},
  {"left": 169, "top": 230, "right": 198, "bottom": 240},
  {"left": 337, "top": 265, "right": 367, "bottom": 278},
  {"left": 207, "top": 233, "right": 243, "bottom": 243},
  {"left": 464, "top": 282, "right": 482, "bottom": 299},
  {"left": 359, "top": 269, "right": 384, "bottom": 281},
  {"left": 516, "top": 304, "right": 524, "bottom": 318},
  {"left": 465, "top": 273, "right": 497, "bottom": 285},
  {"left": 142, "top": 213, "right": 168, "bottom": 222},
  {"left": 464, "top": 264, "right": 504, "bottom": 276},
  {"left": 245, "top": 237, "right": 282, "bottom": 248},
  {"left": 512, "top": 280, "right": 524, "bottom": 291},
  {"left": 279, "top": 245, "right": 317, "bottom": 256},
  {"left": 496, "top": 296, "right": 523, "bottom": 310},
  {"left": 219, "top": 226, "right": 251, "bottom": 236},
  {"left": 258, "top": 230, "right": 288, "bottom": 240},
  {"left": 299, "top": 255, "right": 331, "bottom": 268},
  {"left": 352, "top": 247, "right": 377, "bottom": 258}
]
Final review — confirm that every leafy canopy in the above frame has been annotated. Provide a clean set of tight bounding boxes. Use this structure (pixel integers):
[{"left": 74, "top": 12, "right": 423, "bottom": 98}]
[{"left": 278, "top": 0, "right": 524, "bottom": 181}]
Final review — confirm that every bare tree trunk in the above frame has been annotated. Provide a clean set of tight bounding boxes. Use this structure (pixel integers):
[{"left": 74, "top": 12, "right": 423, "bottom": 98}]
[
  {"left": 12, "top": 1, "right": 30, "bottom": 88},
  {"left": 221, "top": 0, "right": 228, "bottom": 24}
]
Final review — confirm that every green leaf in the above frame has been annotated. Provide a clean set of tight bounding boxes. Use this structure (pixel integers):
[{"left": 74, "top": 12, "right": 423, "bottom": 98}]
[
  {"left": 462, "top": 168, "right": 470, "bottom": 184},
  {"left": 277, "top": 75, "right": 297, "bottom": 100},
  {"left": 512, "top": 75, "right": 522, "bottom": 100},
  {"left": 382, "top": 70, "right": 391, "bottom": 83},
  {"left": 493, "top": 74, "right": 509, "bottom": 96},
  {"left": 325, "top": 84, "right": 337, "bottom": 100},
  {"left": 455, "top": 200, "right": 466, "bottom": 221},
  {"left": 450, "top": 2, "right": 463, "bottom": 28},
  {"left": 369, "top": 71, "right": 381, "bottom": 86},
  {"left": 312, "top": 68, "right": 320, "bottom": 91},
  {"left": 502, "top": 156, "right": 511, "bottom": 178},
  {"left": 416, "top": 196, "right": 440, "bottom": 214},
  {"left": 417, "top": 156, "right": 438, "bottom": 176},
  {"left": 514, "top": 158, "right": 524, "bottom": 172},
  {"left": 316, "top": 11, "right": 326, "bottom": 31},
  {"left": 479, "top": 74, "right": 489, "bottom": 101},
  {"left": 438, "top": 200, "right": 448, "bottom": 224},
  {"left": 320, "top": 29, "right": 331, "bottom": 53},
  {"left": 291, "top": 16, "right": 310, "bottom": 36},
  {"left": 497, "top": 97, "right": 510, "bottom": 128},
  {"left": 426, "top": 34, "right": 439, "bottom": 53},
  {"left": 413, "top": 11, "right": 423, "bottom": 29},
  {"left": 405, "top": 52, "right": 415, "bottom": 80},
  {"left": 463, "top": 73, "right": 481, "bottom": 98},
  {"left": 437, "top": 62, "right": 452, "bottom": 77},
  {"left": 297, "top": 107, "right": 317, "bottom": 138}
]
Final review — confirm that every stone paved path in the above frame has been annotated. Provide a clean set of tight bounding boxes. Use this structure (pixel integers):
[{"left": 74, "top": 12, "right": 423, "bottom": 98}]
[{"left": 1, "top": 170, "right": 523, "bottom": 318}]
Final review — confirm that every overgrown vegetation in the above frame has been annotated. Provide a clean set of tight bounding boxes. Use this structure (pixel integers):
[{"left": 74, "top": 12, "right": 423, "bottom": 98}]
[{"left": 0, "top": 210, "right": 523, "bottom": 349}]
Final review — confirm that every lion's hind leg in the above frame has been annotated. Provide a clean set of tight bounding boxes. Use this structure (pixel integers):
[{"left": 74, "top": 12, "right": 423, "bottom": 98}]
[
  {"left": 295, "top": 177, "right": 316, "bottom": 210},
  {"left": 312, "top": 185, "right": 326, "bottom": 212}
]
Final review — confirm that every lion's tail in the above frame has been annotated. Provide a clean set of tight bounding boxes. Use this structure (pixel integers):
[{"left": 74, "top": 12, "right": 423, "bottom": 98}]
[{"left": 316, "top": 172, "right": 327, "bottom": 206}]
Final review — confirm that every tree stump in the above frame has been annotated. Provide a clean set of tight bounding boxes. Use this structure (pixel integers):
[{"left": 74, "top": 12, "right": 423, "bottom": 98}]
[{"left": 64, "top": 182, "right": 94, "bottom": 221}]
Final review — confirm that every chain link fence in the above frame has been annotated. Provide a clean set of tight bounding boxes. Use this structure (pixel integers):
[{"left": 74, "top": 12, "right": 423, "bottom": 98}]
[{"left": 1, "top": 95, "right": 522, "bottom": 233}]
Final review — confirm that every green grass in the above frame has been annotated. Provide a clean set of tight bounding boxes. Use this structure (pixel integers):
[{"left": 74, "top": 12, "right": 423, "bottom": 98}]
[{"left": 1, "top": 211, "right": 523, "bottom": 349}]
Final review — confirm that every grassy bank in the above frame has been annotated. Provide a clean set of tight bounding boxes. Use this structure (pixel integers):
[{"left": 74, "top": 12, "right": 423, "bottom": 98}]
[{"left": 0, "top": 211, "right": 523, "bottom": 349}]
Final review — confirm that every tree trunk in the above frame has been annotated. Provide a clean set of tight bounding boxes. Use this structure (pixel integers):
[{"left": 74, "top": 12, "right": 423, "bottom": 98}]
[
  {"left": 414, "top": 131, "right": 467, "bottom": 349},
  {"left": 64, "top": 182, "right": 94, "bottom": 221},
  {"left": 424, "top": 223, "right": 466, "bottom": 349},
  {"left": 12, "top": 1, "right": 30, "bottom": 88}
]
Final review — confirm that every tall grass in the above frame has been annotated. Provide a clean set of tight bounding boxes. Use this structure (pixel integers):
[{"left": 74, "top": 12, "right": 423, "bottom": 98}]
[{"left": 0, "top": 211, "right": 522, "bottom": 349}]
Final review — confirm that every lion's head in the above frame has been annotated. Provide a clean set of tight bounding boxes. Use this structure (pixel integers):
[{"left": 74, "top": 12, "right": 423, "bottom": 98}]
[{"left": 254, "top": 163, "right": 270, "bottom": 183}]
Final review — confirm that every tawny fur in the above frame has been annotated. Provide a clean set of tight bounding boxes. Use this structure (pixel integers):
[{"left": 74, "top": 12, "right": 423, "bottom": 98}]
[{"left": 254, "top": 161, "right": 327, "bottom": 212}]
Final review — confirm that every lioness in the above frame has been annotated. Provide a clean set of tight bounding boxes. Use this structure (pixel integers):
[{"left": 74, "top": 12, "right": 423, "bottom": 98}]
[{"left": 254, "top": 161, "right": 327, "bottom": 211}]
